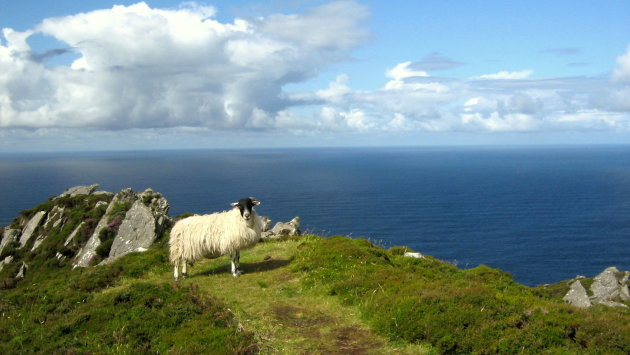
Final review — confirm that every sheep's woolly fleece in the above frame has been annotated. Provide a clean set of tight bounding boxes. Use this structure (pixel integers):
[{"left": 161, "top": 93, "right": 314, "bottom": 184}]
[{"left": 169, "top": 208, "right": 262, "bottom": 266}]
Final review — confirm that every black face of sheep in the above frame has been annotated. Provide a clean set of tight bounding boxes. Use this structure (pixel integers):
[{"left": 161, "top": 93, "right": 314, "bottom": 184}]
[{"left": 231, "top": 197, "right": 260, "bottom": 220}]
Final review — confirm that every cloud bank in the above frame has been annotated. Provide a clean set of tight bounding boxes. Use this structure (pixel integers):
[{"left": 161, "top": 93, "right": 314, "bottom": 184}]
[
  {"left": 1, "top": 0, "right": 629, "bottom": 144},
  {"left": 0, "top": 1, "right": 368, "bottom": 131}
]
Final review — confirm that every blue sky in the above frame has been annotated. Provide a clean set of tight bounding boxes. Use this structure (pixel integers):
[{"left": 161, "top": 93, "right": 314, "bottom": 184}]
[{"left": 1, "top": 1, "right": 629, "bottom": 151}]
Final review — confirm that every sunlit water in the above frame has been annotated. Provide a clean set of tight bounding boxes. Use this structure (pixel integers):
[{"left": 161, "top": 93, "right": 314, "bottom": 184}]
[{"left": 1, "top": 146, "right": 629, "bottom": 286}]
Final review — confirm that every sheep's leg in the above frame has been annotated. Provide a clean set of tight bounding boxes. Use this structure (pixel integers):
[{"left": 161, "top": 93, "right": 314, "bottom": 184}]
[
  {"left": 182, "top": 262, "right": 188, "bottom": 279},
  {"left": 231, "top": 251, "right": 242, "bottom": 277},
  {"left": 173, "top": 260, "right": 179, "bottom": 281}
]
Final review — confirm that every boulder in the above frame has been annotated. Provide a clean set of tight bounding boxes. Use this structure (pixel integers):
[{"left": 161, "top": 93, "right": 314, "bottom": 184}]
[
  {"left": 0, "top": 228, "right": 20, "bottom": 254},
  {"left": 563, "top": 267, "right": 630, "bottom": 308},
  {"left": 590, "top": 267, "right": 629, "bottom": 307},
  {"left": 563, "top": 280, "right": 592, "bottom": 308},
  {"left": 262, "top": 217, "right": 301, "bottom": 239},
  {"left": 404, "top": 252, "right": 424, "bottom": 259},
  {"left": 16, "top": 261, "right": 28, "bottom": 279},
  {"left": 260, "top": 216, "right": 272, "bottom": 232},
  {"left": 30, "top": 235, "right": 47, "bottom": 251},
  {"left": 0, "top": 255, "right": 14, "bottom": 272},
  {"left": 74, "top": 188, "right": 137, "bottom": 267},
  {"left": 18, "top": 211, "right": 47, "bottom": 248},
  {"left": 64, "top": 222, "right": 84, "bottom": 247},
  {"left": 101, "top": 200, "right": 158, "bottom": 264},
  {"left": 43, "top": 206, "right": 65, "bottom": 229},
  {"left": 31, "top": 206, "right": 68, "bottom": 251},
  {"left": 59, "top": 184, "right": 100, "bottom": 197}
]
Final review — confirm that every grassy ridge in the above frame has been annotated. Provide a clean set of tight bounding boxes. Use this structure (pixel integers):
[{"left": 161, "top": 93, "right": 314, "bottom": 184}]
[
  {"left": 292, "top": 236, "right": 630, "bottom": 354},
  {"left": 0, "top": 246, "right": 257, "bottom": 354},
  {"left": 1, "top": 234, "right": 629, "bottom": 354}
]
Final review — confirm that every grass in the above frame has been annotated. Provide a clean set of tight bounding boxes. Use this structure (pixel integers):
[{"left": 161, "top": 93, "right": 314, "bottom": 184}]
[
  {"left": 2, "top": 232, "right": 629, "bottom": 354},
  {"left": 0, "top": 245, "right": 256, "bottom": 354},
  {"left": 291, "top": 236, "right": 630, "bottom": 354},
  {"left": 178, "top": 236, "right": 432, "bottom": 354}
]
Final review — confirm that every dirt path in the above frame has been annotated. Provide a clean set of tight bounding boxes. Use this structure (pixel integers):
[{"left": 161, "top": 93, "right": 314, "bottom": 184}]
[{"left": 177, "top": 240, "right": 430, "bottom": 354}]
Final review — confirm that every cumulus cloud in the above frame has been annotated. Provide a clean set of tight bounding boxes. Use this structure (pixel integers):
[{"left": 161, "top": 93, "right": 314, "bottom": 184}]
[
  {"left": 612, "top": 45, "right": 630, "bottom": 82},
  {"left": 0, "top": 1, "right": 629, "bottom": 144},
  {"left": 0, "top": 1, "right": 368, "bottom": 131},
  {"left": 299, "top": 52, "right": 630, "bottom": 134}
]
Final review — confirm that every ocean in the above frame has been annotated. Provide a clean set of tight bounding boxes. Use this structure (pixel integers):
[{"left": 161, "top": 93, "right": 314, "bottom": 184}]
[{"left": 1, "top": 146, "right": 629, "bottom": 286}]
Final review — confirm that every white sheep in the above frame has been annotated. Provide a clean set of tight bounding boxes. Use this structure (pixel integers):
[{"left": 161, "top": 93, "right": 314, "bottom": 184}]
[{"left": 169, "top": 197, "right": 262, "bottom": 280}]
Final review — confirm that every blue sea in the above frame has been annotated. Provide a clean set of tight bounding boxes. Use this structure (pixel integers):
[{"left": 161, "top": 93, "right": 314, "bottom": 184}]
[{"left": 1, "top": 146, "right": 629, "bottom": 286}]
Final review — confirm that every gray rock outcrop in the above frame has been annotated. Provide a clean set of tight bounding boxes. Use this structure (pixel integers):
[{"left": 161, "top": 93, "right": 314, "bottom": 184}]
[
  {"left": 262, "top": 217, "right": 301, "bottom": 239},
  {"left": 74, "top": 188, "right": 171, "bottom": 267},
  {"left": 0, "top": 255, "right": 14, "bottom": 272},
  {"left": 18, "top": 211, "right": 46, "bottom": 248},
  {"left": 101, "top": 199, "right": 161, "bottom": 264},
  {"left": 74, "top": 188, "right": 136, "bottom": 267},
  {"left": 0, "top": 228, "right": 20, "bottom": 254},
  {"left": 563, "top": 280, "right": 592, "bottom": 308},
  {"left": 590, "top": 267, "right": 629, "bottom": 307},
  {"left": 60, "top": 184, "right": 100, "bottom": 197},
  {"left": 563, "top": 267, "right": 629, "bottom": 308},
  {"left": 16, "top": 261, "right": 28, "bottom": 279},
  {"left": 260, "top": 216, "right": 272, "bottom": 232},
  {"left": 64, "top": 222, "right": 84, "bottom": 247}
]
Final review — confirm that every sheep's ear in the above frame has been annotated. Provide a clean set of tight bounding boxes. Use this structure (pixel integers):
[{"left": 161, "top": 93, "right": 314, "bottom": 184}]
[
  {"left": 249, "top": 197, "right": 260, "bottom": 206},
  {"left": 230, "top": 202, "right": 239, "bottom": 207}
]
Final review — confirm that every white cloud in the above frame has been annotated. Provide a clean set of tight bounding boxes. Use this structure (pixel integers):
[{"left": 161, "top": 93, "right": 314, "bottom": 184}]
[
  {"left": 0, "top": 1, "right": 368, "bottom": 131},
  {"left": 477, "top": 70, "right": 534, "bottom": 80},
  {"left": 1, "top": 1, "right": 629, "bottom": 148},
  {"left": 386, "top": 61, "right": 429, "bottom": 80},
  {"left": 612, "top": 45, "right": 630, "bottom": 82}
]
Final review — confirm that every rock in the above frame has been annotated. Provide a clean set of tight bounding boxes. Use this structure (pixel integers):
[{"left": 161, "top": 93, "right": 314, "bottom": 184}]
[
  {"left": 260, "top": 216, "right": 272, "bottom": 232},
  {"left": 590, "top": 267, "right": 629, "bottom": 307},
  {"left": 596, "top": 300, "right": 628, "bottom": 308},
  {"left": 31, "top": 206, "right": 67, "bottom": 251},
  {"left": 0, "top": 228, "right": 20, "bottom": 254},
  {"left": 99, "top": 190, "right": 171, "bottom": 265},
  {"left": 563, "top": 280, "right": 592, "bottom": 308},
  {"left": 404, "top": 252, "right": 424, "bottom": 259},
  {"left": 44, "top": 206, "right": 65, "bottom": 229},
  {"left": 0, "top": 255, "right": 14, "bottom": 272},
  {"left": 563, "top": 267, "right": 630, "bottom": 308},
  {"left": 101, "top": 200, "right": 158, "bottom": 264},
  {"left": 64, "top": 222, "right": 84, "bottom": 247},
  {"left": 30, "top": 235, "right": 47, "bottom": 251},
  {"left": 263, "top": 217, "right": 301, "bottom": 239},
  {"left": 18, "top": 211, "right": 47, "bottom": 248},
  {"left": 74, "top": 189, "right": 137, "bottom": 268},
  {"left": 16, "top": 261, "right": 28, "bottom": 279},
  {"left": 59, "top": 184, "right": 100, "bottom": 197}
]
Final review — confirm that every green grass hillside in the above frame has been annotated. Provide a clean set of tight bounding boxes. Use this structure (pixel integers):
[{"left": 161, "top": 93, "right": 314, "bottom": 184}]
[{"left": 1, "top": 234, "right": 629, "bottom": 354}]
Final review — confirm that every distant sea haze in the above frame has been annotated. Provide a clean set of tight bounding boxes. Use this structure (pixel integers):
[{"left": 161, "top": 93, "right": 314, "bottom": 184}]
[{"left": 1, "top": 146, "right": 629, "bottom": 286}]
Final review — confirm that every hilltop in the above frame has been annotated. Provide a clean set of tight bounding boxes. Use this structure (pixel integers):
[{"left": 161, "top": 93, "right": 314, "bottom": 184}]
[{"left": 1, "top": 186, "right": 629, "bottom": 354}]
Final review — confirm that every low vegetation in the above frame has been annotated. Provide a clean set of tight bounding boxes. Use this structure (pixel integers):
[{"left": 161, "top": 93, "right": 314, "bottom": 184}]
[
  {"left": 2, "top": 229, "right": 629, "bottom": 353},
  {"left": 292, "top": 236, "right": 630, "bottom": 354},
  {"left": 0, "top": 245, "right": 256, "bottom": 354}
]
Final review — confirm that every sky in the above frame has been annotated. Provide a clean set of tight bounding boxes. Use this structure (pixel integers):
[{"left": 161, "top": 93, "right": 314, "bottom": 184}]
[{"left": 0, "top": 0, "right": 629, "bottom": 152}]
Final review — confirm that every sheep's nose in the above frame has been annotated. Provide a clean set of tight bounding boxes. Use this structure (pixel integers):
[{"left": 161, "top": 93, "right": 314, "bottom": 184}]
[{"left": 243, "top": 212, "right": 250, "bottom": 219}]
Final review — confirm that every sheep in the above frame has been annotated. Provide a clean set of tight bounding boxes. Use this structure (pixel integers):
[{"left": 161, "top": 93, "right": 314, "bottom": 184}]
[{"left": 169, "top": 197, "right": 262, "bottom": 280}]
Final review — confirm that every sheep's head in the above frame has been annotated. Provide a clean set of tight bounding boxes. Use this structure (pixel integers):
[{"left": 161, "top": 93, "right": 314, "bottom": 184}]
[{"left": 231, "top": 197, "right": 260, "bottom": 221}]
